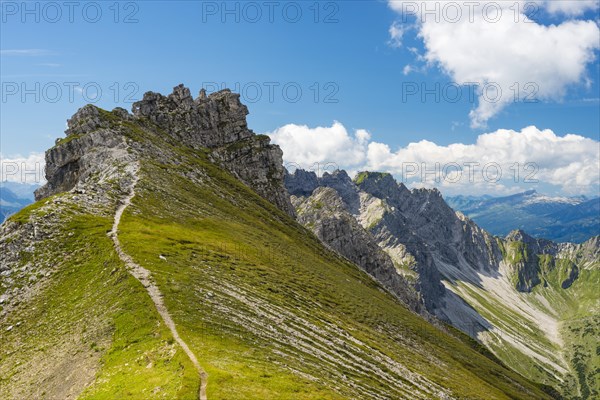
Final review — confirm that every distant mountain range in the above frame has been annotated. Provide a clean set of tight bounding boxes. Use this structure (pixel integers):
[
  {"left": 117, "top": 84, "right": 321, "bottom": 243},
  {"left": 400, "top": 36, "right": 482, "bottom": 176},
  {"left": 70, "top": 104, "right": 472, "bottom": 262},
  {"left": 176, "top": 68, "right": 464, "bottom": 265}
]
[
  {"left": 0, "top": 182, "right": 39, "bottom": 223},
  {"left": 446, "top": 190, "right": 600, "bottom": 243}
]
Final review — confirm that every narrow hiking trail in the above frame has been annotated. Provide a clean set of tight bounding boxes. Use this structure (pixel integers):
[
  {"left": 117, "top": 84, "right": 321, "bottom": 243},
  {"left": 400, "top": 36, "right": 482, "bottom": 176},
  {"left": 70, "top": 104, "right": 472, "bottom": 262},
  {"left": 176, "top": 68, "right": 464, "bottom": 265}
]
[{"left": 109, "top": 164, "right": 208, "bottom": 400}]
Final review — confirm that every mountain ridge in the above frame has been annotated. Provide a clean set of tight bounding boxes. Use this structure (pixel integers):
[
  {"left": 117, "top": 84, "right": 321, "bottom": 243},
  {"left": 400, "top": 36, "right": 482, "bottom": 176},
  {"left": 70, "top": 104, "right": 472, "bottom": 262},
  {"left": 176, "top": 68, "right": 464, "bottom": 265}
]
[{"left": 0, "top": 84, "right": 559, "bottom": 399}]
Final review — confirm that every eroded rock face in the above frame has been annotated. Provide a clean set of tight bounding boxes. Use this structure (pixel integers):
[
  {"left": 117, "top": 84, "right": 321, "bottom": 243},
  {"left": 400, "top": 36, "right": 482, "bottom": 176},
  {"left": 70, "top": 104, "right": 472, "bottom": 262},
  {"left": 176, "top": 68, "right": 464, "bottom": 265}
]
[
  {"left": 210, "top": 136, "right": 295, "bottom": 216},
  {"left": 555, "top": 235, "right": 600, "bottom": 270},
  {"left": 35, "top": 105, "right": 131, "bottom": 201},
  {"left": 355, "top": 172, "right": 410, "bottom": 206},
  {"left": 502, "top": 230, "right": 599, "bottom": 292},
  {"left": 351, "top": 172, "right": 501, "bottom": 311},
  {"left": 291, "top": 168, "right": 600, "bottom": 331},
  {"left": 503, "top": 230, "right": 558, "bottom": 292},
  {"left": 293, "top": 187, "right": 424, "bottom": 313},
  {"left": 289, "top": 169, "right": 506, "bottom": 312},
  {"left": 35, "top": 84, "right": 294, "bottom": 216},
  {"left": 285, "top": 169, "right": 319, "bottom": 197},
  {"left": 286, "top": 170, "right": 361, "bottom": 213},
  {"left": 132, "top": 85, "right": 252, "bottom": 149}
]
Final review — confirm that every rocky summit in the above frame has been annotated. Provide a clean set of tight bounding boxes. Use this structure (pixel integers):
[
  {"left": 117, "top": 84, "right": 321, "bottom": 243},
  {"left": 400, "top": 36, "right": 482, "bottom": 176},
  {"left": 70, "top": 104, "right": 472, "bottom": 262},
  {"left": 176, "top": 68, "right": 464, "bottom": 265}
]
[
  {"left": 0, "top": 85, "right": 596, "bottom": 400},
  {"left": 36, "top": 85, "right": 294, "bottom": 216}
]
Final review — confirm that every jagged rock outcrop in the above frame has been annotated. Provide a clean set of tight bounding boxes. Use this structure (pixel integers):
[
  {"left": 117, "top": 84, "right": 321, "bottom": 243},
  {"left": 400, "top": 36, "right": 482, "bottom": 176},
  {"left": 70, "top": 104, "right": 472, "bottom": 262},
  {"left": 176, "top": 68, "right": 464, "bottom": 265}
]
[
  {"left": 287, "top": 170, "right": 460, "bottom": 311},
  {"left": 210, "top": 136, "right": 294, "bottom": 216},
  {"left": 291, "top": 167, "right": 597, "bottom": 311},
  {"left": 35, "top": 105, "right": 131, "bottom": 201},
  {"left": 286, "top": 169, "right": 362, "bottom": 215},
  {"left": 132, "top": 85, "right": 252, "bottom": 148},
  {"left": 355, "top": 172, "right": 411, "bottom": 206},
  {"left": 285, "top": 169, "right": 319, "bottom": 197},
  {"left": 502, "top": 230, "right": 558, "bottom": 292},
  {"left": 35, "top": 84, "right": 294, "bottom": 216},
  {"left": 132, "top": 85, "right": 294, "bottom": 215},
  {"left": 351, "top": 171, "right": 505, "bottom": 311},
  {"left": 287, "top": 169, "right": 520, "bottom": 313},
  {"left": 558, "top": 234, "right": 600, "bottom": 264},
  {"left": 319, "top": 170, "right": 362, "bottom": 214},
  {"left": 293, "top": 187, "right": 424, "bottom": 313}
]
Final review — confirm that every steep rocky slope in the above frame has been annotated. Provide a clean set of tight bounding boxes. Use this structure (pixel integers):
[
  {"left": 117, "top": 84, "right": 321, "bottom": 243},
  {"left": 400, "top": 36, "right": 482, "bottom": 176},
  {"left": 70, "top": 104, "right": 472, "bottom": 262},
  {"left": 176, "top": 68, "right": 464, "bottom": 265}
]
[
  {"left": 291, "top": 186, "right": 424, "bottom": 315},
  {"left": 287, "top": 170, "right": 503, "bottom": 311},
  {"left": 287, "top": 169, "right": 599, "bottom": 399},
  {"left": 0, "top": 85, "right": 556, "bottom": 399}
]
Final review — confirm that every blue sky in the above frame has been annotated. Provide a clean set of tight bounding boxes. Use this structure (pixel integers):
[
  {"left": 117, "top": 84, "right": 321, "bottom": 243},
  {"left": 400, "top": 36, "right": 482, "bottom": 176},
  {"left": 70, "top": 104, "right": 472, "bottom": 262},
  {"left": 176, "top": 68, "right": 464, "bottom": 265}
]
[{"left": 1, "top": 1, "right": 599, "bottom": 196}]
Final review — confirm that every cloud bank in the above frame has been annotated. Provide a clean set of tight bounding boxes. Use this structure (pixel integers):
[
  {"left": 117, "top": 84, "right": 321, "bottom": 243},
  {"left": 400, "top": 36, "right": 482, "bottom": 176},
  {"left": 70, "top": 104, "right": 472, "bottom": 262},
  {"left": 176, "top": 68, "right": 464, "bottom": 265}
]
[{"left": 267, "top": 122, "right": 600, "bottom": 196}]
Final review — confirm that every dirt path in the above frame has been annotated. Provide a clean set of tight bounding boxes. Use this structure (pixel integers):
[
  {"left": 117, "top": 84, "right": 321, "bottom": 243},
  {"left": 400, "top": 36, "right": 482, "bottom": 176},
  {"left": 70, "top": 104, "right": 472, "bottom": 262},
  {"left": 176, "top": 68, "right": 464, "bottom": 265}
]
[{"left": 109, "top": 165, "right": 208, "bottom": 400}]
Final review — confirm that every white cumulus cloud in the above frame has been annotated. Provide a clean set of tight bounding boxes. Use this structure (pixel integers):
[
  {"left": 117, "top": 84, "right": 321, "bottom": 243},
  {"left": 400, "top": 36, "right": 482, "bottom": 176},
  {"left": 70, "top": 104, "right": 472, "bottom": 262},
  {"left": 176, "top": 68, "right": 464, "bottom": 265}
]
[
  {"left": 267, "top": 122, "right": 370, "bottom": 172},
  {"left": 267, "top": 122, "right": 600, "bottom": 196},
  {"left": 387, "top": 0, "right": 600, "bottom": 128},
  {"left": 388, "top": 21, "right": 407, "bottom": 48},
  {"left": 1, "top": 153, "right": 46, "bottom": 184}
]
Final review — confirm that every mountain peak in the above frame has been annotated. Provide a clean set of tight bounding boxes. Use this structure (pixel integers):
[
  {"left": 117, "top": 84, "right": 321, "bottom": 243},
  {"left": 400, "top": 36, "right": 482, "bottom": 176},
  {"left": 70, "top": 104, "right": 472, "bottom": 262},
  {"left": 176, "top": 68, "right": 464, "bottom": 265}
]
[
  {"left": 354, "top": 171, "right": 392, "bottom": 184},
  {"left": 285, "top": 169, "right": 319, "bottom": 197},
  {"left": 65, "top": 104, "right": 99, "bottom": 136},
  {"left": 354, "top": 171, "right": 410, "bottom": 203},
  {"left": 506, "top": 229, "right": 532, "bottom": 242},
  {"left": 35, "top": 84, "right": 295, "bottom": 215},
  {"left": 321, "top": 169, "right": 353, "bottom": 186},
  {"left": 131, "top": 84, "right": 252, "bottom": 149}
]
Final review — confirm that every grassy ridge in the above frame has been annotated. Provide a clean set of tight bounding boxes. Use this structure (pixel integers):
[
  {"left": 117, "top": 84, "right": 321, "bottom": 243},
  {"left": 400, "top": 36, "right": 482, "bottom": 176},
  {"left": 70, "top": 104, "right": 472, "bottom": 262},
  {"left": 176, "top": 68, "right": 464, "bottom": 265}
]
[
  {"left": 113, "top": 121, "right": 554, "bottom": 398},
  {"left": 1, "top": 207, "right": 197, "bottom": 399},
  {"left": 0, "top": 108, "right": 559, "bottom": 399}
]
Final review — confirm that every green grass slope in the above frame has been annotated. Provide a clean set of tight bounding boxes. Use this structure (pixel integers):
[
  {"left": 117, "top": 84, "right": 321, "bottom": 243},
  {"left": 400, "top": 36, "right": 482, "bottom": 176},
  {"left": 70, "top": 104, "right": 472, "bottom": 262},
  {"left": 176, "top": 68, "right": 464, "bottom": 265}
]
[
  {"left": 0, "top": 108, "right": 558, "bottom": 399},
  {"left": 530, "top": 263, "right": 600, "bottom": 398},
  {"left": 0, "top": 201, "right": 198, "bottom": 399},
  {"left": 442, "top": 238, "right": 598, "bottom": 399}
]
